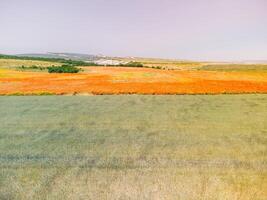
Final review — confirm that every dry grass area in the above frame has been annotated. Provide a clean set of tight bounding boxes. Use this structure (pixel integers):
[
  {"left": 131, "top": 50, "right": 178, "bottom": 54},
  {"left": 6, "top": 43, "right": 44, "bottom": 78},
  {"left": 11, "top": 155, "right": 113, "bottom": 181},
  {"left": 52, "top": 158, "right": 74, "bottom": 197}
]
[
  {"left": 0, "top": 59, "right": 61, "bottom": 69},
  {"left": 1, "top": 66, "right": 267, "bottom": 95},
  {"left": 0, "top": 95, "right": 266, "bottom": 199}
]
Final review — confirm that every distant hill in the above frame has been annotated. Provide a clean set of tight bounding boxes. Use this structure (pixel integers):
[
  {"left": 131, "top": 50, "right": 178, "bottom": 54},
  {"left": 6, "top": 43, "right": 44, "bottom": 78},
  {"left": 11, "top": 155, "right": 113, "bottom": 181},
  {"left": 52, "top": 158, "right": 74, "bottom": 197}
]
[
  {"left": 16, "top": 52, "right": 102, "bottom": 61},
  {"left": 9, "top": 52, "right": 267, "bottom": 65},
  {"left": 242, "top": 60, "right": 267, "bottom": 64}
]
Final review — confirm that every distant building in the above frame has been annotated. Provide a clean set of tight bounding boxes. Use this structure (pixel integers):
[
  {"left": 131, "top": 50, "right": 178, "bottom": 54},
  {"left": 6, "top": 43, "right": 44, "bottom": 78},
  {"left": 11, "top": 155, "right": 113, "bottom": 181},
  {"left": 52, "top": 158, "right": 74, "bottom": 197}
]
[{"left": 93, "top": 59, "right": 128, "bottom": 66}]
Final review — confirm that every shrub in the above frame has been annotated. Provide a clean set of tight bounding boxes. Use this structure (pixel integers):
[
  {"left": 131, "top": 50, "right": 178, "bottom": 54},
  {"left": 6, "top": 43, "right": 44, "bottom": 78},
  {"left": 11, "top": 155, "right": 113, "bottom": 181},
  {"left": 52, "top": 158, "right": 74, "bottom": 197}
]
[
  {"left": 64, "top": 60, "right": 99, "bottom": 66},
  {"left": 17, "top": 65, "right": 46, "bottom": 71},
  {"left": 115, "top": 62, "right": 143, "bottom": 68},
  {"left": 124, "top": 62, "right": 143, "bottom": 67},
  {"left": 47, "top": 65, "right": 80, "bottom": 73},
  {"left": 151, "top": 66, "right": 162, "bottom": 69}
]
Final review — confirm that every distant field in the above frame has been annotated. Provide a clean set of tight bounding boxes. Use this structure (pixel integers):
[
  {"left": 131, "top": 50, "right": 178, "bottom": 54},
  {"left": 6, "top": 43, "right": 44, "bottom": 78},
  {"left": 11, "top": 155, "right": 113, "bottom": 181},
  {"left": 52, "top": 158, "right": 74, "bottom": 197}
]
[
  {"left": 0, "top": 95, "right": 266, "bottom": 199},
  {"left": 200, "top": 64, "right": 267, "bottom": 72},
  {"left": 116, "top": 57, "right": 207, "bottom": 70},
  {"left": 0, "top": 59, "right": 61, "bottom": 69}
]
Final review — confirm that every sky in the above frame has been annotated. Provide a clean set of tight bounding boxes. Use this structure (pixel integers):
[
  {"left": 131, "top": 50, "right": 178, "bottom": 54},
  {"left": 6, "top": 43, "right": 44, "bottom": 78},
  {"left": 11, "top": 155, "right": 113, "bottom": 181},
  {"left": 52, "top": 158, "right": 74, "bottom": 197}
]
[{"left": 0, "top": 0, "right": 267, "bottom": 61}]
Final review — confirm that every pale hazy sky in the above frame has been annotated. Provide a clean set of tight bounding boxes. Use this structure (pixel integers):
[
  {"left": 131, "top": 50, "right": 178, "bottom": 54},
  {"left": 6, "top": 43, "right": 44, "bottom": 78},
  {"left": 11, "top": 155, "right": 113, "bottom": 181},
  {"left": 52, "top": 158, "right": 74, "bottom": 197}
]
[{"left": 1, "top": 0, "right": 267, "bottom": 61}]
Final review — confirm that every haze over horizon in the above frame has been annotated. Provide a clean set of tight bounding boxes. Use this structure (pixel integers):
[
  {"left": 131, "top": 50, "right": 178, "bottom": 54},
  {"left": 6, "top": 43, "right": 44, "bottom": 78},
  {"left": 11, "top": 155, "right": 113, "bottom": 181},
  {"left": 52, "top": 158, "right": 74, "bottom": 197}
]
[{"left": 1, "top": 0, "right": 267, "bottom": 61}]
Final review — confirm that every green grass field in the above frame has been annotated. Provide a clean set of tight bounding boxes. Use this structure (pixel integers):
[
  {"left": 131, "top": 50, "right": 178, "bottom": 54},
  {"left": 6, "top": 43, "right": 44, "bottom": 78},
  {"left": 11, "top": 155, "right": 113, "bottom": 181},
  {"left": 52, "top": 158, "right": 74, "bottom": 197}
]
[{"left": 0, "top": 95, "right": 266, "bottom": 199}]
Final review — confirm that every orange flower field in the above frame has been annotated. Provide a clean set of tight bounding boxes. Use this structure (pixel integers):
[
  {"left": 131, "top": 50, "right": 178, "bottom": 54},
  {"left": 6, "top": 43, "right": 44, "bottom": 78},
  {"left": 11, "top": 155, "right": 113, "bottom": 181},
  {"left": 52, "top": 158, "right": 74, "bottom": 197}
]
[{"left": 1, "top": 67, "right": 267, "bottom": 95}]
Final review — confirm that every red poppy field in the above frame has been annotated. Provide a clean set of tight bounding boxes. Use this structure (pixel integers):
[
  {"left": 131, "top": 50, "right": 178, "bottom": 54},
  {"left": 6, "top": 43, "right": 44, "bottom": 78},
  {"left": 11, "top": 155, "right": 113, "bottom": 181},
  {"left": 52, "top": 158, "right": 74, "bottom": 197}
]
[{"left": 1, "top": 66, "right": 267, "bottom": 95}]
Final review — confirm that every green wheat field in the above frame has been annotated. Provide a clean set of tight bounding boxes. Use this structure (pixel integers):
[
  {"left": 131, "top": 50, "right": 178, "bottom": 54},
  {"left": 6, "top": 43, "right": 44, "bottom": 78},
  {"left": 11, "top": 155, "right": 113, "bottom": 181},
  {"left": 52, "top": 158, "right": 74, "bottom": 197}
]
[{"left": 0, "top": 95, "right": 266, "bottom": 199}]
